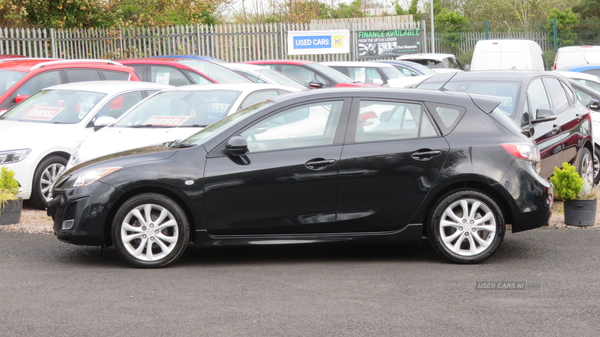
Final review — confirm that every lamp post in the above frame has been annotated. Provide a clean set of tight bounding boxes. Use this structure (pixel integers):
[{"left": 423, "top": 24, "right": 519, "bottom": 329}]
[{"left": 430, "top": 0, "right": 435, "bottom": 53}]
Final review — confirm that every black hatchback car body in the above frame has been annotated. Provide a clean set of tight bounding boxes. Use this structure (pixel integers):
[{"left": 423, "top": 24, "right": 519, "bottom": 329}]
[
  {"left": 417, "top": 71, "right": 595, "bottom": 186},
  {"left": 49, "top": 88, "right": 552, "bottom": 268}
]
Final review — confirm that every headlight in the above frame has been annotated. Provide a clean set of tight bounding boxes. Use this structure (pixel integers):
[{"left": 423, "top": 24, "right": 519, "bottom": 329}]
[
  {"left": 69, "top": 167, "right": 122, "bottom": 188},
  {"left": 0, "top": 149, "right": 31, "bottom": 164}
]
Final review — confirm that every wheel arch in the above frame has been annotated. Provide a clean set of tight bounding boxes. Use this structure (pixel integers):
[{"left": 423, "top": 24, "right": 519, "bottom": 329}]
[
  {"left": 421, "top": 180, "right": 514, "bottom": 237},
  {"left": 103, "top": 186, "right": 198, "bottom": 247}
]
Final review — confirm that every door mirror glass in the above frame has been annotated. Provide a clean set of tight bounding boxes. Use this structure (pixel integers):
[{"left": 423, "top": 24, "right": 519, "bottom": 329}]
[
  {"left": 225, "top": 135, "right": 248, "bottom": 154},
  {"left": 94, "top": 116, "right": 117, "bottom": 131},
  {"left": 588, "top": 99, "right": 600, "bottom": 111},
  {"left": 14, "top": 95, "right": 29, "bottom": 104},
  {"left": 531, "top": 108, "right": 557, "bottom": 124},
  {"left": 308, "top": 80, "right": 323, "bottom": 89}
]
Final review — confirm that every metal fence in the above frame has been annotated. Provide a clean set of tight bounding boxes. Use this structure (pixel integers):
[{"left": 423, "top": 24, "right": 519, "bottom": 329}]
[{"left": 0, "top": 16, "right": 420, "bottom": 62}]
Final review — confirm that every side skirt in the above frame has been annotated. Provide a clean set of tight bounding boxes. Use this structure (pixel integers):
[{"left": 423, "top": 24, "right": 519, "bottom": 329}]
[{"left": 193, "top": 223, "right": 423, "bottom": 247}]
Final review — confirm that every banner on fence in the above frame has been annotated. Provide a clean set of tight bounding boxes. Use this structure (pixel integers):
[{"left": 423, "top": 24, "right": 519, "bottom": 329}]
[
  {"left": 357, "top": 28, "right": 421, "bottom": 59},
  {"left": 287, "top": 30, "right": 350, "bottom": 55}
]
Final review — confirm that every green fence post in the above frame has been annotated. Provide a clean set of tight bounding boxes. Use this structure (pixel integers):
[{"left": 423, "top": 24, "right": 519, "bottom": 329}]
[
  {"left": 553, "top": 18, "right": 558, "bottom": 56},
  {"left": 485, "top": 21, "right": 489, "bottom": 40}
]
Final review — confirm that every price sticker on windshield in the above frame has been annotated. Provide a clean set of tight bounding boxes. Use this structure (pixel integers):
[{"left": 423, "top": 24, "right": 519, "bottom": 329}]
[
  {"left": 23, "top": 106, "right": 63, "bottom": 121},
  {"left": 500, "top": 96, "right": 513, "bottom": 106},
  {"left": 143, "top": 116, "right": 189, "bottom": 126},
  {"left": 209, "top": 103, "right": 230, "bottom": 113}
]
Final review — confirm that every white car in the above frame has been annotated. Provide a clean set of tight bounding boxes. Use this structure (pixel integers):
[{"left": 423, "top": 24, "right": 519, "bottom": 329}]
[
  {"left": 0, "top": 81, "right": 172, "bottom": 209},
  {"left": 68, "top": 83, "right": 303, "bottom": 169},
  {"left": 222, "top": 63, "right": 308, "bottom": 90},
  {"left": 321, "top": 61, "right": 430, "bottom": 88},
  {"left": 396, "top": 53, "right": 465, "bottom": 74}
]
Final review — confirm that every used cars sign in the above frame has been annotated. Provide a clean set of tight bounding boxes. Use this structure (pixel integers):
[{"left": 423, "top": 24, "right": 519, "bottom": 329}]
[{"left": 287, "top": 30, "right": 350, "bottom": 55}]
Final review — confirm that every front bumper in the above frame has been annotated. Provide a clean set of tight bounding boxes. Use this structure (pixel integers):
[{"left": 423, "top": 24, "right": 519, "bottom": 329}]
[{"left": 49, "top": 181, "right": 121, "bottom": 246}]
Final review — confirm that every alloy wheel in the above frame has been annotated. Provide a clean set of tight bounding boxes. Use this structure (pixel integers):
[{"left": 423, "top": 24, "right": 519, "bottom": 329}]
[
  {"left": 439, "top": 198, "right": 497, "bottom": 257},
  {"left": 120, "top": 204, "right": 180, "bottom": 262}
]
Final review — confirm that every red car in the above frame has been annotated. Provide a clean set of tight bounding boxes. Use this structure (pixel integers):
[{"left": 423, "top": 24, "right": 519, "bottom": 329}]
[
  {"left": 118, "top": 58, "right": 252, "bottom": 86},
  {"left": 242, "top": 60, "right": 369, "bottom": 89},
  {"left": 0, "top": 58, "right": 139, "bottom": 113}
]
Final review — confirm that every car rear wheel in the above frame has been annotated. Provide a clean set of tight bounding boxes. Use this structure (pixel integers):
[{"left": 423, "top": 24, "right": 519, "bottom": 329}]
[
  {"left": 30, "top": 155, "right": 67, "bottom": 210},
  {"left": 112, "top": 193, "right": 189, "bottom": 268},
  {"left": 578, "top": 148, "right": 594, "bottom": 188},
  {"left": 428, "top": 190, "right": 505, "bottom": 264}
]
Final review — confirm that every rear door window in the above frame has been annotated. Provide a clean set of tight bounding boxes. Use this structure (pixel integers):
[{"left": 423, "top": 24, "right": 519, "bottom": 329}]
[
  {"left": 101, "top": 70, "right": 130, "bottom": 80},
  {"left": 65, "top": 69, "right": 102, "bottom": 82}
]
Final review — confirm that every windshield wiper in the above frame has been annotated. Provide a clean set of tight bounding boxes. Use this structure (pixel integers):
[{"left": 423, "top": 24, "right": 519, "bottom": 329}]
[
  {"left": 129, "top": 124, "right": 172, "bottom": 128},
  {"left": 179, "top": 124, "right": 208, "bottom": 127},
  {"left": 164, "top": 139, "right": 194, "bottom": 148}
]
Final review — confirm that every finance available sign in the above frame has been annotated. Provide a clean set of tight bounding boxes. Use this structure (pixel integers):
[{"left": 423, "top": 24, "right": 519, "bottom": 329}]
[
  {"left": 357, "top": 28, "right": 421, "bottom": 59},
  {"left": 288, "top": 30, "right": 350, "bottom": 55}
]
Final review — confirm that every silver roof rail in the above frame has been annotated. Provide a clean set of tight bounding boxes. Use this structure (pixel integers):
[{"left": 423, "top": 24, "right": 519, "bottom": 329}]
[
  {"left": 0, "top": 57, "right": 53, "bottom": 63},
  {"left": 30, "top": 59, "right": 123, "bottom": 70}
]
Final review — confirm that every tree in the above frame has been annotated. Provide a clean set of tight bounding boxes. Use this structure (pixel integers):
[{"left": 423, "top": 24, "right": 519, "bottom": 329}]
[
  {"left": 573, "top": 0, "right": 600, "bottom": 20},
  {"left": 435, "top": 9, "right": 469, "bottom": 55},
  {"left": 545, "top": 8, "right": 579, "bottom": 47}
]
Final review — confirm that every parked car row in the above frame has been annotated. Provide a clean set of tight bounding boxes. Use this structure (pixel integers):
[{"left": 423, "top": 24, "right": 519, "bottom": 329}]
[{"left": 3, "top": 45, "right": 599, "bottom": 268}]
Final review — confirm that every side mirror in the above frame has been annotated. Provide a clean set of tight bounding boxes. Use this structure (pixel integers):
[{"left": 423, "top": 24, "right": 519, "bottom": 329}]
[
  {"left": 588, "top": 99, "right": 600, "bottom": 111},
  {"left": 521, "top": 126, "right": 534, "bottom": 138},
  {"left": 14, "top": 95, "right": 29, "bottom": 104},
  {"left": 464, "top": 64, "right": 471, "bottom": 71},
  {"left": 93, "top": 116, "right": 117, "bottom": 131},
  {"left": 531, "top": 108, "right": 557, "bottom": 125},
  {"left": 225, "top": 136, "right": 248, "bottom": 155},
  {"left": 308, "top": 80, "right": 323, "bottom": 89},
  {"left": 372, "top": 78, "right": 384, "bottom": 86}
]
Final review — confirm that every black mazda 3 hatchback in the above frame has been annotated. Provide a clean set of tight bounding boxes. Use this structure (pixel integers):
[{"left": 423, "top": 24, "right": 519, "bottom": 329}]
[{"left": 49, "top": 88, "right": 553, "bottom": 268}]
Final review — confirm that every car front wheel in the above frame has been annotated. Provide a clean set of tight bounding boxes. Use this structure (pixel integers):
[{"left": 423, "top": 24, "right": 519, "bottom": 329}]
[
  {"left": 428, "top": 190, "right": 505, "bottom": 264},
  {"left": 112, "top": 193, "right": 190, "bottom": 268},
  {"left": 593, "top": 147, "right": 600, "bottom": 185},
  {"left": 578, "top": 148, "right": 594, "bottom": 188},
  {"left": 30, "top": 155, "right": 67, "bottom": 209}
]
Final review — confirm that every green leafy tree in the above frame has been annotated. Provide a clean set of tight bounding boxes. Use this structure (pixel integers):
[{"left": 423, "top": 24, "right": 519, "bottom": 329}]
[
  {"left": 545, "top": 8, "right": 579, "bottom": 47},
  {"left": 331, "top": 0, "right": 366, "bottom": 19},
  {"left": 573, "top": 0, "right": 600, "bottom": 20},
  {"left": 436, "top": 9, "right": 469, "bottom": 55}
]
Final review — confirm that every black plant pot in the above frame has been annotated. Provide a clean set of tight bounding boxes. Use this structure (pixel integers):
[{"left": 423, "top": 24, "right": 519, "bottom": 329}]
[
  {"left": 564, "top": 199, "right": 597, "bottom": 227},
  {"left": 0, "top": 198, "right": 22, "bottom": 225}
]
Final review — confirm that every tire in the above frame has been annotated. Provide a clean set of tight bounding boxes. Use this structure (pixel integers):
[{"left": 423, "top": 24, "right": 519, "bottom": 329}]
[
  {"left": 30, "top": 155, "right": 67, "bottom": 209},
  {"left": 112, "top": 193, "right": 189, "bottom": 268},
  {"left": 578, "top": 147, "right": 594, "bottom": 188},
  {"left": 428, "top": 190, "right": 505, "bottom": 264},
  {"left": 593, "top": 146, "right": 600, "bottom": 185}
]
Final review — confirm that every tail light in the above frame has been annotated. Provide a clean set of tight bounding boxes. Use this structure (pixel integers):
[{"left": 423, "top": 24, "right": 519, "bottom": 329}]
[{"left": 501, "top": 143, "right": 540, "bottom": 162}]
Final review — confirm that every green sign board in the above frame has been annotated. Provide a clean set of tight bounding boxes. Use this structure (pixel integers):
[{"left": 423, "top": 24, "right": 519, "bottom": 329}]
[{"left": 357, "top": 28, "right": 421, "bottom": 59}]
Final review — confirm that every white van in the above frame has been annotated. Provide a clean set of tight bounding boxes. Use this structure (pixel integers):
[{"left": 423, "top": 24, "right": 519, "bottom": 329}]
[
  {"left": 553, "top": 46, "right": 600, "bottom": 69},
  {"left": 470, "top": 39, "right": 546, "bottom": 71}
]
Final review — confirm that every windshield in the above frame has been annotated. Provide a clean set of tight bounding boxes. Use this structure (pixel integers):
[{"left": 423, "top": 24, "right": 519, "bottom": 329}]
[
  {"left": 435, "top": 80, "right": 521, "bottom": 122},
  {"left": 176, "top": 59, "right": 252, "bottom": 84},
  {"left": 1, "top": 89, "right": 106, "bottom": 124},
  {"left": 0, "top": 70, "right": 26, "bottom": 96},
  {"left": 182, "top": 100, "right": 275, "bottom": 146},
  {"left": 380, "top": 66, "right": 406, "bottom": 79},
  {"left": 401, "top": 61, "right": 438, "bottom": 75},
  {"left": 309, "top": 63, "right": 356, "bottom": 83},
  {"left": 256, "top": 68, "right": 307, "bottom": 90},
  {"left": 116, "top": 89, "right": 243, "bottom": 127}
]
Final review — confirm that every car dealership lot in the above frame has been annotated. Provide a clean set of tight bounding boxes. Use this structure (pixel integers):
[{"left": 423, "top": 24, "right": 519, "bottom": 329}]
[{"left": 0, "top": 229, "right": 599, "bottom": 336}]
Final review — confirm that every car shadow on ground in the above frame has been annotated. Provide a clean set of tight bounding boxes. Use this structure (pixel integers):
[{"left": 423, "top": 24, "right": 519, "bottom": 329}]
[{"left": 48, "top": 232, "right": 536, "bottom": 268}]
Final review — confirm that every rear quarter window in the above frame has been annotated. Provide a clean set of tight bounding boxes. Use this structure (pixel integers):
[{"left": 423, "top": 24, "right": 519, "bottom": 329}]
[
  {"left": 424, "top": 102, "right": 466, "bottom": 135},
  {"left": 101, "top": 70, "right": 131, "bottom": 80}
]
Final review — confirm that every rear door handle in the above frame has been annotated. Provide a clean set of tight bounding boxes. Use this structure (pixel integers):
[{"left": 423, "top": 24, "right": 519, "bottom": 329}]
[
  {"left": 305, "top": 158, "right": 336, "bottom": 170},
  {"left": 411, "top": 150, "right": 442, "bottom": 161}
]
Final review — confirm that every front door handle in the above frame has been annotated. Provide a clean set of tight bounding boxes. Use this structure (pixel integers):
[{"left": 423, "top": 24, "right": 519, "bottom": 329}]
[
  {"left": 411, "top": 150, "right": 442, "bottom": 161},
  {"left": 305, "top": 158, "right": 336, "bottom": 170}
]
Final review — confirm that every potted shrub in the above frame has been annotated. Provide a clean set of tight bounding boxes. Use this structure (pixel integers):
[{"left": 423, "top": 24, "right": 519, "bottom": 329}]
[
  {"left": 550, "top": 162, "right": 597, "bottom": 227},
  {"left": 0, "top": 166, "right": 22, "bottom": 225}
]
